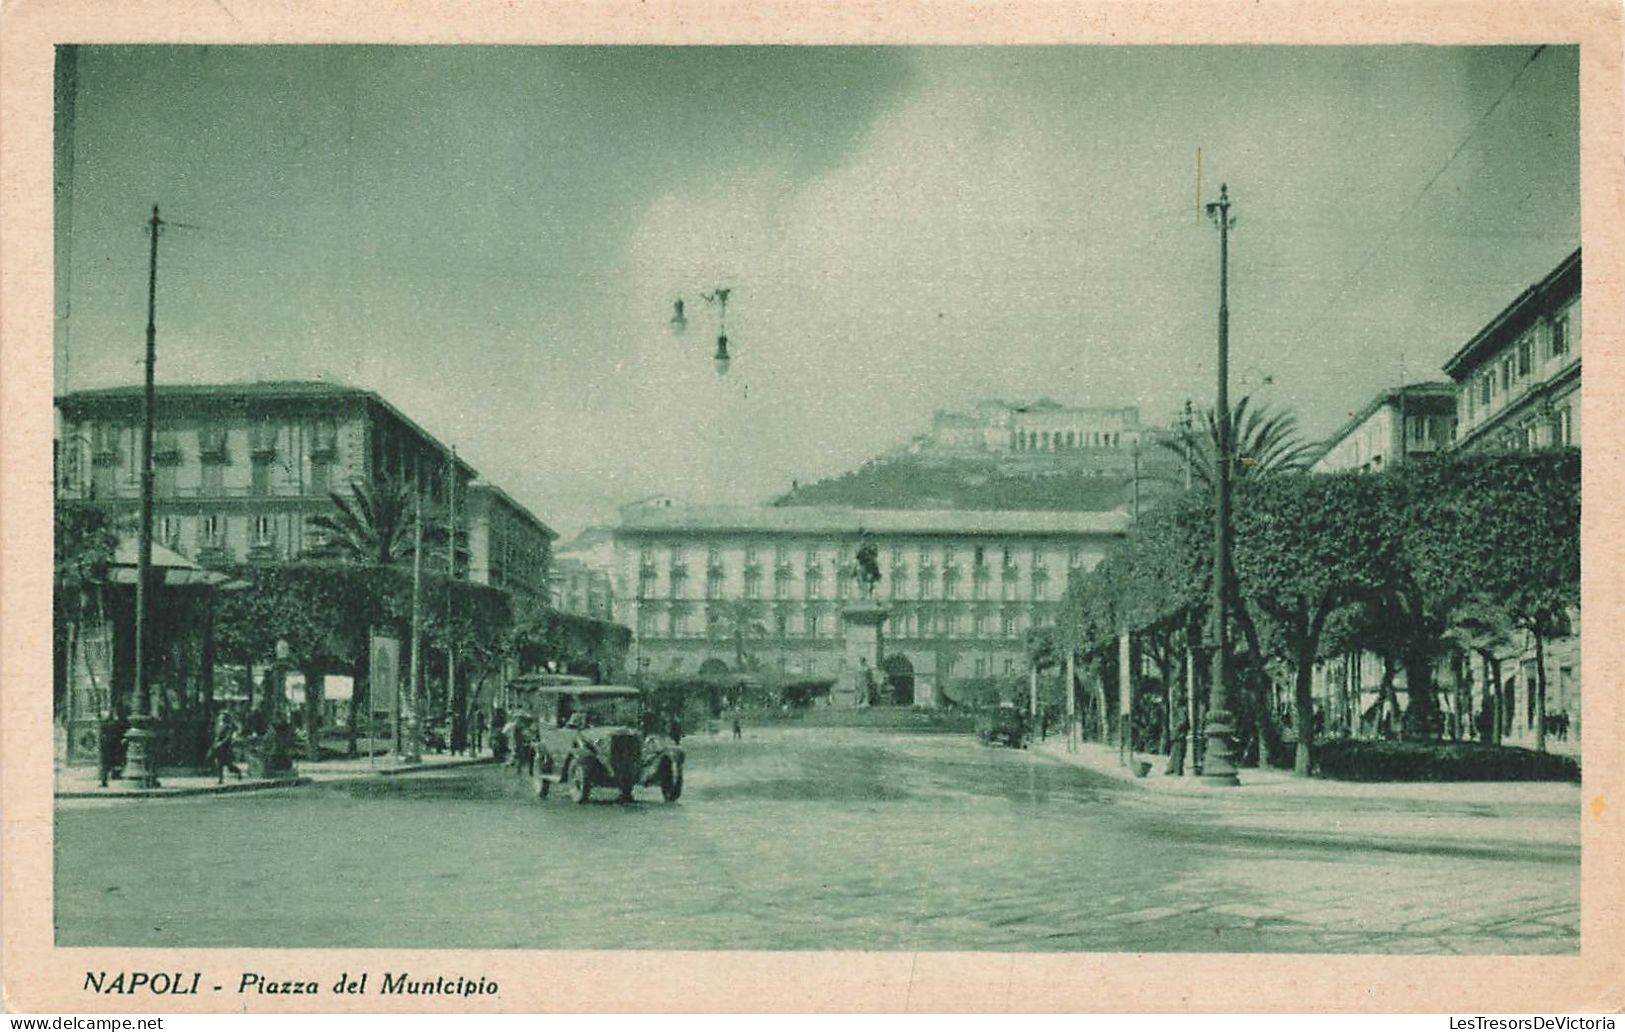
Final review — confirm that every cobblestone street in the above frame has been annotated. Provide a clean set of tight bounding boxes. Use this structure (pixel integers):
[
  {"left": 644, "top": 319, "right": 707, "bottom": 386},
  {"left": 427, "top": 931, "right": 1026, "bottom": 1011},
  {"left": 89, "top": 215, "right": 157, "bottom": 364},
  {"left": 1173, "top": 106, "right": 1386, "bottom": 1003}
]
[{"left": 54, "top": 728, "right": 1579, "bottom": 953}]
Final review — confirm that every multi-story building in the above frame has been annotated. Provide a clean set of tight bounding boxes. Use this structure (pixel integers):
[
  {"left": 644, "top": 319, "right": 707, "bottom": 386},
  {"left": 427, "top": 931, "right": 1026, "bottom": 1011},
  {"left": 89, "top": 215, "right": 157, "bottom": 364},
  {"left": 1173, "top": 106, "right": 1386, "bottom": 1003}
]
[
  {"left": 1443, "top": 248, "right": 1581, "bottom": 452},
  {"left": 464, "top": 481, "right": 556, "bottom": 602},
  {"left": 55, "top": 381, "right": 477, "bottom": 566},
  {"left": 1311, "top": 382, "right": 1458, "bottom": 473},
  {"left": 1310, "top": 249, "right": 1582, "bottom": 749},
  {"left": 550, "top": 558, "right": 615, "bottom": 620},
  {"left": 1443, "top": 248, "right": 1582, "bottom": 749},
  {"left": 613, "top": 500, "right": 1129, "bottom": 705},
  {"left": 549, "top": 527, "right": 617, "bottom": 620}
]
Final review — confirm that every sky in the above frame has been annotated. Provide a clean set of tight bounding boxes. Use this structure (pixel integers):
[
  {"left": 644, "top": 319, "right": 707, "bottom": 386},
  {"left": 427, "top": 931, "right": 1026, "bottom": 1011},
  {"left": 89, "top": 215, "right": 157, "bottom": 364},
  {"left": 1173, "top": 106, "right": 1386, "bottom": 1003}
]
[{"left": 56, "top": 45, "right": 1580, "bottom": 537}]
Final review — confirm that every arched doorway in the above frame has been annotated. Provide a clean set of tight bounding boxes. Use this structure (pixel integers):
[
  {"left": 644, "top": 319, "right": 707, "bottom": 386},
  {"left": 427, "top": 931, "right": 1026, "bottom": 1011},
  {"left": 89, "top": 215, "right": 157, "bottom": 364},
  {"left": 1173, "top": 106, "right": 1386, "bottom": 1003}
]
[{"left": 882, "top": 653, "right": 916, "bottom": 706}]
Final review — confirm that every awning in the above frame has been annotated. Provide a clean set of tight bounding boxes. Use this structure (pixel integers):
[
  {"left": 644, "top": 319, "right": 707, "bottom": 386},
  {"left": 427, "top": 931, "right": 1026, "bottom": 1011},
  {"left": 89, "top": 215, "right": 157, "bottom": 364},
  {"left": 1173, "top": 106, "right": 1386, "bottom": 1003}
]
[{"left": 108, "top": 535, "right": 243, "bottom": 588}]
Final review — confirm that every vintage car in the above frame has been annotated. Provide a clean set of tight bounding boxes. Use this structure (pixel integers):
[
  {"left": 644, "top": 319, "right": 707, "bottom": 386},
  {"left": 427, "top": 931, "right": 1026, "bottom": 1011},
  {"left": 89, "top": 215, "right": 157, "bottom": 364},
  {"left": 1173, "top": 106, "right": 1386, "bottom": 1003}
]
[
  {"left": 975, "top": 704, "right": 1029, "bottom": 749},
  {"left": 514, "top": 682, "right": 684, "bottom": 804}
]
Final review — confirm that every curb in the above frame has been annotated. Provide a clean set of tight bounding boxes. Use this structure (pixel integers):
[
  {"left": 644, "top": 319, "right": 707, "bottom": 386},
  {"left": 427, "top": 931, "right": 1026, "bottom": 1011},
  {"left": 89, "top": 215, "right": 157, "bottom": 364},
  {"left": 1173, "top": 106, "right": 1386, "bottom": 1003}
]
[
  {"left": 316, "top": 756, "right": 498, "bottom": 780},
  {"left": 55, "top": 756, "right": 499, "bottom": 800},
  {"left": 55, "top": 776, "right": 312, "bottom": 799}
]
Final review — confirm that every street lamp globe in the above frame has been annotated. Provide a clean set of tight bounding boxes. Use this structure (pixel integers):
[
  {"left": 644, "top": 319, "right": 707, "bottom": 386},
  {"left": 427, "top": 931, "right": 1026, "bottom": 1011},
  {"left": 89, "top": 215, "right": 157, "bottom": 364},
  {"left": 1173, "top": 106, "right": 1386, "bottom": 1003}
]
[{"left": 713, "top": 333, "right": 731, "bottom": 376}]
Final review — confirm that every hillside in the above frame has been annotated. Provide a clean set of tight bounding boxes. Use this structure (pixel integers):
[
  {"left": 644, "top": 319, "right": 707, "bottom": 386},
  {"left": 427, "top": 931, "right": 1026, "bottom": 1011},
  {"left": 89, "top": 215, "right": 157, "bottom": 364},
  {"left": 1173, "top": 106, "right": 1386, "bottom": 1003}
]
[{"left": 770, "top": 451, "right": 1186, "bottom": 512}]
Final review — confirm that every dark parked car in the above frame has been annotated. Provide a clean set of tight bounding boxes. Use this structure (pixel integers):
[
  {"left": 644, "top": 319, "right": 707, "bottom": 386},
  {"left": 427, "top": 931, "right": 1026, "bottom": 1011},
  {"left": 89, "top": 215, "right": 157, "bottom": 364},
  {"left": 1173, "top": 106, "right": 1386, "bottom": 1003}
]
[
  {"left": 518, "top": 683, "right": 685, "bottom": 804},
  {"left": 975, "top": 705, "right": 1029, "bottom": 748}
]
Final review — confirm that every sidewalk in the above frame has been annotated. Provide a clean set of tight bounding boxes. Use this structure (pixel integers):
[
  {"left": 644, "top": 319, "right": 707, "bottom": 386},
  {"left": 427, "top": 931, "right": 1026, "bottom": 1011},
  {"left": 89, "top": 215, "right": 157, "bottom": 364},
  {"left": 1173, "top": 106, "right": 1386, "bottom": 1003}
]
[
  {"left": 55, "top": 751, "right": 496, "bottom": 800},
  {"left": 1032, "top": 736, "right": 1582, "bottom": 807}
]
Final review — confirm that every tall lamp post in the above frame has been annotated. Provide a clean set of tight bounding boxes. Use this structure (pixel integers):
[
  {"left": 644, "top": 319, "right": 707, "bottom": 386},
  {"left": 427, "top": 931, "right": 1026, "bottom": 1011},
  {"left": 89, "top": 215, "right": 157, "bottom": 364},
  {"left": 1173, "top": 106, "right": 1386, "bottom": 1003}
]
[
  {"left": 1202, "top": 183, "right": 1241, "bottom": 787},
  {"left": 1179, "top": 399, "right": 1199, "bottom": 777},
  {"left": 670, "top": 287, "right": 735, "bottom": 375},
  {"left": 124, "top": 205, "right": 164, "bottom": 788}
]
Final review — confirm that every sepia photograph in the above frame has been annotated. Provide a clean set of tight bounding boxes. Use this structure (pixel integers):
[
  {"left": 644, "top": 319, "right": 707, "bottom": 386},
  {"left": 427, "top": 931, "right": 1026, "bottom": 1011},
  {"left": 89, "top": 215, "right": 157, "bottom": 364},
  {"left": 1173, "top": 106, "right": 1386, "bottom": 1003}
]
[{"left": 4, "top": 3, "right": 1621, "bottom": 1014}]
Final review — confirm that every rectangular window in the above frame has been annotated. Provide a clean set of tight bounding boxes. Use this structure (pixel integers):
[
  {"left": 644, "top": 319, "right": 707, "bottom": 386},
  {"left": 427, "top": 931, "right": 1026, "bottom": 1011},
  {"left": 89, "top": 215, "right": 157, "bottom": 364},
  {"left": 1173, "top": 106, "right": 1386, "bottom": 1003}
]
[
  {"left": 1500, "top": 358, "right": 1511, "bottom": 392},
  {"left": 92, "top": 422, "right": 122, "bottom": 455},
  {"left": 1517, "top": 336, "right": 1532, "bottom": 377},
  {"left": 1003, "top": 614, "right": 1016, "bottom": 637},
  {"left": 199, "top": 514, "right": 224, "bottom": 549},
  {"left": 309, "top": 459, "right": 331, "bottom": 497},
  {"left": 310, "top": 420, "right": 338, "bottom": 457},
  {"left": 252, "top": 514, "right": 276, "bottom": 547},
  {"left": 637, "top": 609, "right": 655, "bottom": 636},
  {"left": 974, "top": 657, "right": 988, "bottom": 677},
  {"left": 249, "top": 422, "right": 277, "bottom": 456},
  {"left": 250, "top": 459, "right": 271, "bottom": 497},
  {"left": 807, "top": 613, "right": 820, "bottom": 638},
  {"left": 1480, "top": 375, "right": 1492, "bottom": 405},
  {"left": 1551, "top": 313, "right": 1570, "bottom": 357},
  {"left": 1004, "top": 658, "right": 1015, "bottom": 674},
  {"left": 807, "top": 577, "right": 820, "bottom": 600},
  {"left": 201, "top": 462, "right": 224, "bottom": 497},
  {"left": 159, "top": 515, "right": 182, "bottom": 549},
  {"left": 155, "top": 462, "right": 177, "bottom": 498},
  {"left": 745, "top": 576, "right": 760, "bottom": 600}
]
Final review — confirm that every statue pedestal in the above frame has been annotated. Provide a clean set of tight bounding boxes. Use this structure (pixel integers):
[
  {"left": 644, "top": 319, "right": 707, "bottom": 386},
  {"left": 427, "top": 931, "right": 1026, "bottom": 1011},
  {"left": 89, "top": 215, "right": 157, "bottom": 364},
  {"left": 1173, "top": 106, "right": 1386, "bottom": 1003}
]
[{"left": 837, "top": 600, "right": 889, "bottom": 708}]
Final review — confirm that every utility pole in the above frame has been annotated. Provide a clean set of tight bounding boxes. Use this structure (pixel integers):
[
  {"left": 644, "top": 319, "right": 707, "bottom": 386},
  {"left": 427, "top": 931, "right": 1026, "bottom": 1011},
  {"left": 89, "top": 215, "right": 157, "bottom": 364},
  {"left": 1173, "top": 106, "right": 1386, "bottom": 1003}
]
[
  {"left": 446, "top": 447, "right": 458, "bottom": 751},
  {"left": 1065, "top": 639, "right": 1077, "bottom": 753},
  {"left": 125, "top": 205, "right": 164, "bottom": 787},
  {"left": 404, "top": 485, "right": 424, "bottom": 764},
  {"left": 1202, "top": 183, "right": 1241, "bottom": 787},
  {"left": 1182, "top": 400, "right": 1197, "bottom": 776},
  {"left": 1131, "top": 437, "right": 1141, "bottom": 521}
]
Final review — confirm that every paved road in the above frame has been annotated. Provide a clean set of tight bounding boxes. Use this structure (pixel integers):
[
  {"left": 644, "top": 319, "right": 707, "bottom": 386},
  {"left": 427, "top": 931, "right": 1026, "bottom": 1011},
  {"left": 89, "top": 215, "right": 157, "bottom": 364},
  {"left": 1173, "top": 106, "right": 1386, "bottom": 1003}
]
[{"left": 54, "top": 727, "right": 1578, "bottom": 953}]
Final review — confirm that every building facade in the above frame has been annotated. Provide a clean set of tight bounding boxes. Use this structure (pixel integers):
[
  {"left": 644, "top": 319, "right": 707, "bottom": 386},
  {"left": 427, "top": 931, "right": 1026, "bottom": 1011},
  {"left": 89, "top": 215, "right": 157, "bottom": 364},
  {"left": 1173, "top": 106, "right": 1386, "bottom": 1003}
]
[
  {"left": 1311, "top": 382, "right": 1458, "bottom": 473},
  {"left": 464, "top": 482, "right": 555, "bottom": 602},
  {"left": 1443, "top": 248, "right": 1580, "bottom": 453},
  {"left": 55, "top": 381, "right": 478, "bottom": 566},
  {"left": 920, "top": 399, "right": 1149, "bottom": 456},
  {"left": 1309, "top": 249, "right": 1582, "bottom": 750},
  {"left": 613, "top": 501, "right": 1128, "bottom": 705}
]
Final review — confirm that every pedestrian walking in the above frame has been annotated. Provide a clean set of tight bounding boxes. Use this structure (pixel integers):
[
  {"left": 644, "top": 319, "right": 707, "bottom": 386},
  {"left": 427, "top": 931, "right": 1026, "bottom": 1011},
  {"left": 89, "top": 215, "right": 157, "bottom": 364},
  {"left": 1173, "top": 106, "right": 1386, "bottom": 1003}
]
[
  {"left": 732, "top": 717, "right": 742, "bottom": 740},
  {"left": 473, "top": 710, "right": 488, "bottom": 754},
  {"left": 210, "top": 711, "right": 244, "bottom": 783},
  {"left": 97, "top": 709, "right": 127, "bottom": 788}
]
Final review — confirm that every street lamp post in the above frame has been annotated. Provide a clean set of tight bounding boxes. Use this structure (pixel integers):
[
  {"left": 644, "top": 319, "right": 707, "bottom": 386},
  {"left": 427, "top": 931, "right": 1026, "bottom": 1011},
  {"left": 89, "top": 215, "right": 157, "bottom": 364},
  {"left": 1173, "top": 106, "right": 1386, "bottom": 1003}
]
[
  {"left": 1202, "top": 183, "right": 1241, "bottom": 787},
  {"left": 1180, "top": 399, "right": 1199, "bottom": 777},
  {"left": 124, "top": 205, "right": 164, "bottom": 788},
  {"left": 670, "top": 287, "right": 735, "bottom": 375}
]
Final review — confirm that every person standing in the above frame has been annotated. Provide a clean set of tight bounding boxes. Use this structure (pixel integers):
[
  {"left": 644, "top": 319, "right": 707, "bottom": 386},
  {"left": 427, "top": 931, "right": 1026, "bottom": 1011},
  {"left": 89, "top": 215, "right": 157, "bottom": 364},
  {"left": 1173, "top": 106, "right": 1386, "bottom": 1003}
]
[
  {"left": 210, "top": 710, "right": 243, "bottom": 783},
  {"left": 473, "top": 710, "right": 487, "bottom": 754},
  {"left": 97, "top": 708, "right": 126, "bottom": 788}
]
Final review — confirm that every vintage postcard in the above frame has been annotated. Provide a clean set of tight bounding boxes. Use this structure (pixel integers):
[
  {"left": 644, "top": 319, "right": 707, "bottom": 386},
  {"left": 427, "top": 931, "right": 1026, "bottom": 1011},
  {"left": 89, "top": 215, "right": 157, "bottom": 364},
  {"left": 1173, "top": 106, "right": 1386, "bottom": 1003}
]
[{"left": 2, "top": 0, "right": 1622, "bottom": 1015}]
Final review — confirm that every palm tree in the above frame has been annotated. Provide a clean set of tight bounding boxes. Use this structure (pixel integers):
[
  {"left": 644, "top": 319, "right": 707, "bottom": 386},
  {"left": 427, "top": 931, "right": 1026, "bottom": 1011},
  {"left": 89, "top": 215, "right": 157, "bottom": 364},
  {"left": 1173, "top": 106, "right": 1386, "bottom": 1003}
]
[
  {"left": 306, "top": 478, "right": 418, "bottom": 567},
  {"left": 1158, "top": 395, "right": 1318, "bottom": 488},
  {"left": 305, "top": 477, "right": 422, "bottom": 755}
]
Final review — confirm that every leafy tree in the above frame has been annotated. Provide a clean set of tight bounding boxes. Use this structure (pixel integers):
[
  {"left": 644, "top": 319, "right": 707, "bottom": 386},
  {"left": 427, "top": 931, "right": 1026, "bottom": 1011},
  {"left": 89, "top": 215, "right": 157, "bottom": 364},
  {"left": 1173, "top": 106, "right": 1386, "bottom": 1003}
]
[
  {"left": 1232, "top": 472, "right": 1397, "bottom": 774},
  {"left": 708, "top": 598, "right": 767, "bottom": 672},
  {"left": 1402, "top": 450, "right": 1579, "bottom": 752},
  {"left": 54, "top": 504, "right": 120, "bottom": 718}
]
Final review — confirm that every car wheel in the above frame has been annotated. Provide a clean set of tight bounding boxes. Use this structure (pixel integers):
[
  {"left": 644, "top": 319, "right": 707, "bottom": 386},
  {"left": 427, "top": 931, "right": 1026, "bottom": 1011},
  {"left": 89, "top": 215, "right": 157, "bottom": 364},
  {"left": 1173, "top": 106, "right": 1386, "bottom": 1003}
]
[
  {"left": 660, "top": 763, "right": 684, "bottom": 802},
  {"left": 568, "top": 760, "right": 591, "bottom": 805}
]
